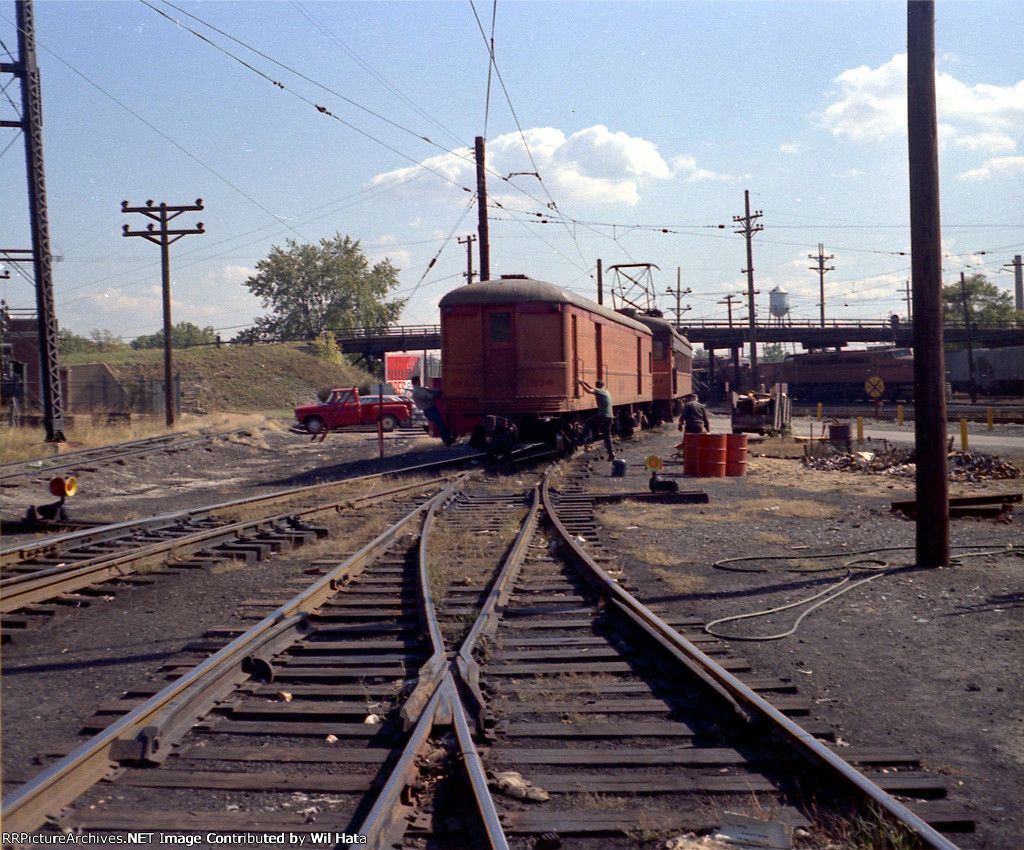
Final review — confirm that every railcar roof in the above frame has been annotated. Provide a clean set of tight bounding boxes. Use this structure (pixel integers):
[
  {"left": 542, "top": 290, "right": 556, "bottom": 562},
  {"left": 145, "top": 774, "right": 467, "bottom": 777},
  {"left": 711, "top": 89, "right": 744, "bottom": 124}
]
[
  {"left": 439, "top": 277, "right": 651, "bottom": 334},
  {"left": 632, "top": 313, "right": 694, "bottom": 351}
]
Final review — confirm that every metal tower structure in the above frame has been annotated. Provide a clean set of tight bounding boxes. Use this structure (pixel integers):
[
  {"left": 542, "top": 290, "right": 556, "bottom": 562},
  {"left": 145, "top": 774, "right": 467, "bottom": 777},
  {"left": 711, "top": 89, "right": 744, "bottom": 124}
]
[{"left": 1, "top": 0, "right": 65, "bottom": 440}]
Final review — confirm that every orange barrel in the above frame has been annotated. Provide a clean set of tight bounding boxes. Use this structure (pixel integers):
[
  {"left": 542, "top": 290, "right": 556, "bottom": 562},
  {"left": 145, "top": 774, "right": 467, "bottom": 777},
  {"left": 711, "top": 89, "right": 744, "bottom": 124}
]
[
  {"left": 696, "top": 433, "right": 727, "bottom": 478},
  {"left": 725, "top": 433, "right": 748, "bottom": 477},
  {"left": 683, "top": 439, "right": 700, "bottom": 476}
]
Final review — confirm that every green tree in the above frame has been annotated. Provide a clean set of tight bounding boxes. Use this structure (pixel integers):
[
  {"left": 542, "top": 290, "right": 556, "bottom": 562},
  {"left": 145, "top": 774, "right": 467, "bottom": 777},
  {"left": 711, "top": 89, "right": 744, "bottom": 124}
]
[
  {"left": 244, "top": 233, "right": 405, "bottom": 341},
  {"left": 310, "top": 331, "right": 343, "bottom": 365},
  {"left": 131, "top": 321, "right": 217, "bottom": 350},
  {"left": 942, "top": 273, "right": 1021, "bottom": 328},
  {"left": 761, "top": 343, "right": 788, "bottom": 363},
  {"left": 90, "top": 329, "right": 127, "bottom": 352},
  {"left": 58, "top": 328, "right": 100, "bottom": 357}
]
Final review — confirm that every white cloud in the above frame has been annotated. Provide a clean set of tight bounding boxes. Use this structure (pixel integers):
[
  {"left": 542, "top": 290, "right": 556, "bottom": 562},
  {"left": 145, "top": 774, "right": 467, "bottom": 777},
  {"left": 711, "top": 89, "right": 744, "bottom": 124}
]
[
  {"left": 948, "top": 132, "right": 1017, "bottom": 153},
  {"left": 779, "top": 142, "right": 805, "bottom": 155},
  {"left": 817, "top": 54, "right": 908, "bottom": 142},
  {"left": 957, "top": 155, "right": 1024, "bottom": 181},
  {"left": 87, "top": 285, "right": 161, "bottom": 317},
  {"left": 670, "top": 154, "right": 744, "bottom": 182},
  {"left": 203, "top": 265, "right": 253, "bottom": 287},
  {"left": 370, "top": 125, "right": 680, "bottom": 208},
  {"left": 816, "top": 54, "right": 1024, "bottom": 152}
]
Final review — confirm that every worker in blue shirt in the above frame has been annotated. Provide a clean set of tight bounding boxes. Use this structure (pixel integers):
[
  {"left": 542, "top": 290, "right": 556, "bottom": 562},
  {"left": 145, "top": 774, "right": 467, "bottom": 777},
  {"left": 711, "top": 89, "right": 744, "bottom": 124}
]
[{"left": 578, "top": 379, "right": 615, "bottom": 461}]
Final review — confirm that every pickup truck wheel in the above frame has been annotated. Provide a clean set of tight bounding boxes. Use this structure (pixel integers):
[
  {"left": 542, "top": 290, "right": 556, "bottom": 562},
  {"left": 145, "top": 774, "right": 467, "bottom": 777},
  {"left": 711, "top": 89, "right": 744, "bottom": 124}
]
[
  {"left": 304, "top": 415, "right": 324, "bottom": 434},
  {"left": 379, "top": 413, "right": 399, "bottom": 432}
]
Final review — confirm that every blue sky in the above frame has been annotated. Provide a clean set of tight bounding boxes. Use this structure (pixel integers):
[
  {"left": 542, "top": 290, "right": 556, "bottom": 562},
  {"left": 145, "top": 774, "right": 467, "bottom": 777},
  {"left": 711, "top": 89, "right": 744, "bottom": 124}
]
[{"left": 2, "top": 0, "right": 1022, "bottom": 344}]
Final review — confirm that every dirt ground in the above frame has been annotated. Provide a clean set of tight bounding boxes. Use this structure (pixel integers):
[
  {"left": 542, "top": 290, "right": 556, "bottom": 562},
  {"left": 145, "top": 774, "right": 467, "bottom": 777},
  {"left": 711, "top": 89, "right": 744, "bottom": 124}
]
[{"left": 1, "top": 417, "right": 1022, "bottom": 848}]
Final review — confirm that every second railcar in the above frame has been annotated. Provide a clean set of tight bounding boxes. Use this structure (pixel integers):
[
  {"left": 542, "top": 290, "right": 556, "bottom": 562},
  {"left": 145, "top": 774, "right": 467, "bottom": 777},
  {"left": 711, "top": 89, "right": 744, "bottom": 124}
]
[
  {"left": 439, "top": 275, "right": 654, "bottom": 442},
  {"left": 629, "top": 311, "right": 693, "bottom": 422}
]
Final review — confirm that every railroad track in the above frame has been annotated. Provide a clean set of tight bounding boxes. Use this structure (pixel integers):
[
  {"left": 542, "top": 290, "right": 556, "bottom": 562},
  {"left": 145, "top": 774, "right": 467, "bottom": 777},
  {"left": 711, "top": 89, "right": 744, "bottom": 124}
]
[
  {"left": 1, "top": 458, "right": 972, "bottom": 848},
  {"left": 0, "top": 429, "right": 248, "bottom": 485},
  {"left": 0, "top": 456, "right": 472, "bottom": 641}
]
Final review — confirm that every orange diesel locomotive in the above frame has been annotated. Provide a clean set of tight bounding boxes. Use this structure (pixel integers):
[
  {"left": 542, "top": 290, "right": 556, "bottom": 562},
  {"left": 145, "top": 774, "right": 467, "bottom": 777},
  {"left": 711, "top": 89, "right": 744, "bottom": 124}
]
[{"left": 438, "top": 275, "right": 691, "bottom": 447}]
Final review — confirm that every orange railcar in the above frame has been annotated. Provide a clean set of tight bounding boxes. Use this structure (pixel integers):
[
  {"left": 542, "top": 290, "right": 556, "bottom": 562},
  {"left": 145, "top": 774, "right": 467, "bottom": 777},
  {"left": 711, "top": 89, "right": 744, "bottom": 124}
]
[
  {"left": 631, "top": 312, "right": 693, "bottom": 423},
  {"left": 439, "top": 276, "right": 657, "bottom": 442}
]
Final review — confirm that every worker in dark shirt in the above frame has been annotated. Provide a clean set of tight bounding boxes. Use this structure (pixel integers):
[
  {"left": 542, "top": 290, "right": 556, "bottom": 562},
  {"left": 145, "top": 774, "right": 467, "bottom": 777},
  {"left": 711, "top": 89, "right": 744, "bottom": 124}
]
[
  {"left": 678, "top": 392, "right": 710, "bottom": 435},
  {"left": 579, "top": 379, "right": 615, "bottom": 461},
  {"left": 410, "top": 375, "right": 454, "bottom": 445}
]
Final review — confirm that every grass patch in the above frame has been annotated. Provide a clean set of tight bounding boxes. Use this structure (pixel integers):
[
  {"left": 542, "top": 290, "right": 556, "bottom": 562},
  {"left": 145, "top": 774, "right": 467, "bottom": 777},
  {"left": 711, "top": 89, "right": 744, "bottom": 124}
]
[
  {"left": 649, "top": 567, "right": 706, "bottom": 594},
  {"left": 0, "top": 411, "right": 276, "bottom": 464},
  {"left": 597, "top": 496, "right": 836, "bottom": 530},
  {"left": 3, "top": 342, "right": 380, "bottom": 462}
]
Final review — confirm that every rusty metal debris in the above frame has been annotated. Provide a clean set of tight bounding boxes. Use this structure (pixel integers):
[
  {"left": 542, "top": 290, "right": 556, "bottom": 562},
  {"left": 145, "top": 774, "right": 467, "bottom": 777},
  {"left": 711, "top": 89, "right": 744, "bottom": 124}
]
[
  {"left": 891, "top": 492, "right": 1022, "bottom": 520},
  {"left": 802, "top": 445, "right": 1022, "bottom": 481}
]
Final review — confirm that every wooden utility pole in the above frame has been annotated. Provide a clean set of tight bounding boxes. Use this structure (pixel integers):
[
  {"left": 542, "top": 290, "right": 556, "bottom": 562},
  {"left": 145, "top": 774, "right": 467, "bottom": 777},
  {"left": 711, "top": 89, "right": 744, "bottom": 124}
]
[
  {"left": 733, "top": 190, "right": 763, "bottom": 390},
  {"left": 664, "top": 269, "right": 691, "bottom": 330},
  {"left": 1004, "top": 254, "right": 1023, "bottom": 324},
  {"left": 474, "top": 137, "right": 491, "bottom": 282},
  {"left": 718, "top": 293, "right": 743, "bottom": 386},
  {"left": 122, "top": 200, "right": 205, "bottom": 427},
  {"left": 907, "top": 0, "right": 949, "bottom": 567},
  {"left": 458, "top": 235, "right": 476, "bottom": 284},
  {"left": 809, "top": 243, "right": 835, "bottom": 327}
]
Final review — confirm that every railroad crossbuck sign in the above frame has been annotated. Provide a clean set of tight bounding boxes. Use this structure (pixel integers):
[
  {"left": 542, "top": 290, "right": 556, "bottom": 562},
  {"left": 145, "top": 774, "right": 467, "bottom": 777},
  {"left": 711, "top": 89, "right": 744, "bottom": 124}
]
[{"left": 865, "top": 376, "right": 885, "bottom": 399}]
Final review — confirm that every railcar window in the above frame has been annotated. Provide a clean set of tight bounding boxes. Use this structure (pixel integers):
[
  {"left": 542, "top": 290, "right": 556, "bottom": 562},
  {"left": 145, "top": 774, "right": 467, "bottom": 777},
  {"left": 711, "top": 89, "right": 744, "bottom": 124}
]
[
  {"left": 653, "top": 340, "right": 666, "bottom": 361},
  {"left": 489, "top": 312, "right": 511, "bottom": 344}
]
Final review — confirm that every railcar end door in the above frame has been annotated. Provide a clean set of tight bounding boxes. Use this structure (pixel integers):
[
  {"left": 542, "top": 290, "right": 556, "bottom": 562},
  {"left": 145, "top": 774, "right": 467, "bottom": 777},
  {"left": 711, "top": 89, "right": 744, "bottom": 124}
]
[{"left": 484, "top": 308, "right": 516, "bottom": 401}]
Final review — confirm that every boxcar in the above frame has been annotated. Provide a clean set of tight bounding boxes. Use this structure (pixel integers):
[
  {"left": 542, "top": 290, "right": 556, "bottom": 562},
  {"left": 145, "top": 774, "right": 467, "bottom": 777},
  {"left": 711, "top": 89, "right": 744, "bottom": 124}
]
[{"left": 439, "top": 275, "right": 654, "bottom": 443}]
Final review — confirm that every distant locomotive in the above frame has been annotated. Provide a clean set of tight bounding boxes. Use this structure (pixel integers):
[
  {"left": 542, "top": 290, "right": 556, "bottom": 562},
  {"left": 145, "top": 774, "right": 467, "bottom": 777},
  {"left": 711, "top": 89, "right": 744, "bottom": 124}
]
[
  {"left": 766, "top": 347, "right": 916, "bottom": 402},
  {"left": 946, "top": 345, "right": 1024, "bottom": 396},
  {"left": 437, "top": 275, "right": 692, "bottom": 446}
]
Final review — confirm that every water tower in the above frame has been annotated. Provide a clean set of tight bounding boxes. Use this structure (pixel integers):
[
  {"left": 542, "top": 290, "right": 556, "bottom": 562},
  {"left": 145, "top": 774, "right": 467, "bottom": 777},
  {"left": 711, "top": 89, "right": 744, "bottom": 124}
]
[{"left": 769, "top": 286, "right": 790, "bottom": 326}]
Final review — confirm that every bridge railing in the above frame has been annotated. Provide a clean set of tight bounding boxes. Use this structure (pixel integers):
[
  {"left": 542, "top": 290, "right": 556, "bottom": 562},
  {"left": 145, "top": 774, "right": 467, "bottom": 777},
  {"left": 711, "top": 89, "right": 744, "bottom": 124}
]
[{"left": 334, "top": 325, "right": 441, "bottom": 339}]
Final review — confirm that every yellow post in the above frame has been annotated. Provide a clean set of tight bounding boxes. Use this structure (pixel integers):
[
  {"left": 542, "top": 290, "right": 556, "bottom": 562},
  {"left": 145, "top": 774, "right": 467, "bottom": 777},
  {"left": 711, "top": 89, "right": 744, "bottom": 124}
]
[
  {"left": 897, "top": 404, "right": 904, "bottom": 426},
  {"left": 816, "top": 402, "right": 822, "bottom": 421},
  {"left": 960, "top": 418, "right": 969, "bottom": 451},
  {"left": 856, "top": 416, "right": 864, "bottom": 442},
  {"left": 987, "top": 407, "right": 994, "bottom": 430}
]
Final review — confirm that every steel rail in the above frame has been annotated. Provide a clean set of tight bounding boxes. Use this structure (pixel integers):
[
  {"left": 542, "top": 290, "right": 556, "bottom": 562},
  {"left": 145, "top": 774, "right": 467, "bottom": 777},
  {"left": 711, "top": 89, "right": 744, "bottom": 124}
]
[
  {"left": 539, "top": 472, "right": 962, "bottom": 850},
  {"left": 0, "top": 475, "right": 455, "bottom": 613},
  {"left": 358, "top": 664, "right": 453, "bottom": 848},
  {"left": 0, "top": 478, "right": 463, "bottom": 834},
  {"left": 362, "top": 480, "right": 534, "bottom": 848},
  {"left": 360, "top": 674, "right": 508, "bottom": 850},
  {"left": 399, "top": 473, "right": 469, "bottom": 728},
  {"left": 2, "top": 452, "right": 481, "bottom": 566},
  {"left": 455, "top": 486, "right": 540, "bottom": 731}
]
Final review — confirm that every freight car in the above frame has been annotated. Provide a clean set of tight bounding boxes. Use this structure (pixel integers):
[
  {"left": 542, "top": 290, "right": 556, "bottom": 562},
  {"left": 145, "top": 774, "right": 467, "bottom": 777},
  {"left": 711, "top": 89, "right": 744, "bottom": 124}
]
[
  {"left": 766, "top": 347, "right": 916, "bottom": 402},
  {"left": 945, "top": 345, "right": 1024, "bottom": 396},
  {"left": 438, "top": 275, "right": 691, "bottom": 448}
]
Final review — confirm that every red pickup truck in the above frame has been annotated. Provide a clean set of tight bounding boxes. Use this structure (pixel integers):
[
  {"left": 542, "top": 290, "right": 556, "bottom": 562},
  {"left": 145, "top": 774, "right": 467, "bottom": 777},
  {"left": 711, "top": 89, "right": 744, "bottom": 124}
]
[{"left": 294, "top": 387, "right": 414, "bottom": 434}]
